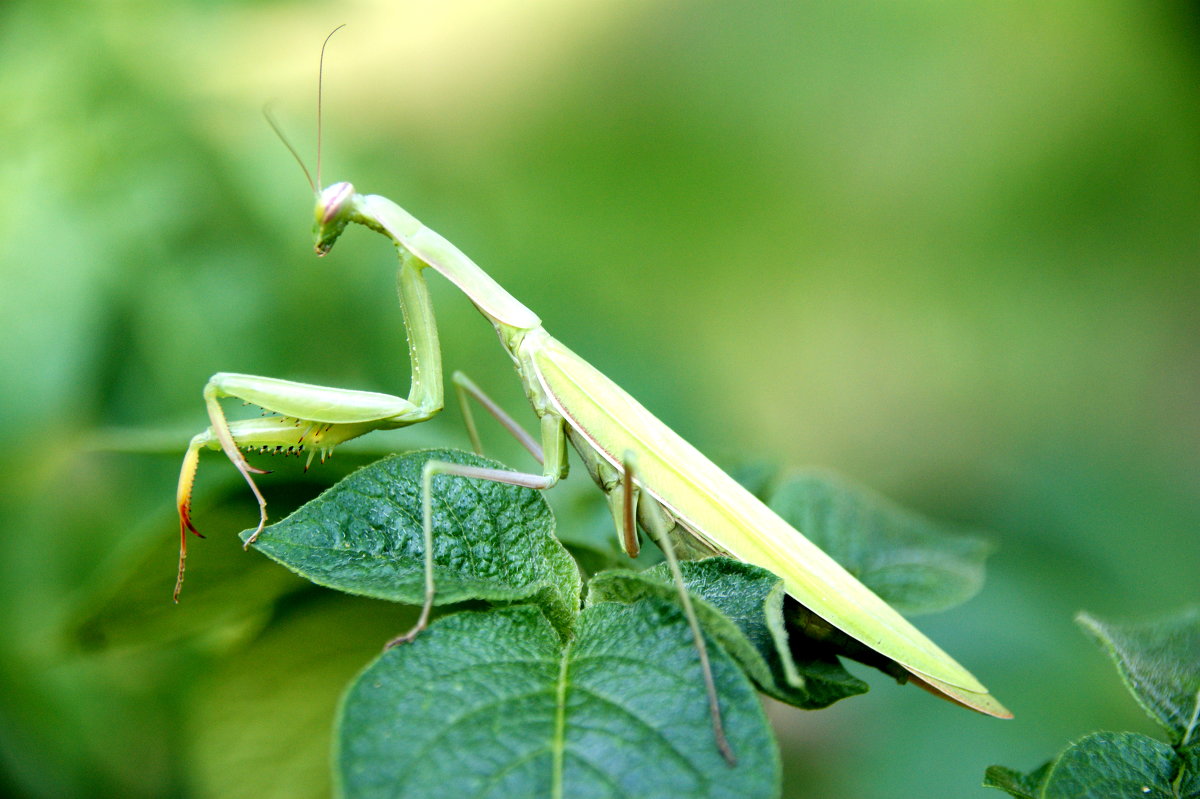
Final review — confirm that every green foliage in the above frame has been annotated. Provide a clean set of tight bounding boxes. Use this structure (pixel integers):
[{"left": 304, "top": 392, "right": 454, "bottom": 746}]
[
  {"left": 238, "top": 449, "right": 993, "bottom": 797},
  {"left": 985, "top": 606, "right": 1200, "bottom": 799}
]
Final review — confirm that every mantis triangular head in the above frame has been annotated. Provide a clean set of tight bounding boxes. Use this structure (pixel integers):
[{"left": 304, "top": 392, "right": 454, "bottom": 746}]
[{"left": 315, "top": 181, "right": 356, "bottom": 256}]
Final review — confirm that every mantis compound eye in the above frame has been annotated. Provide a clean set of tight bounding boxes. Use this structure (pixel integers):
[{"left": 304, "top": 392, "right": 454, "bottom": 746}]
[{"left": 314, "top": 181, "right": 356, "bottom": 255}]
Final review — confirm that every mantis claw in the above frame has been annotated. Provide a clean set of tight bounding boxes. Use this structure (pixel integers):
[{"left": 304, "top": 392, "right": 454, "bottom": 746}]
[
  {"left": 383, "top": 621, "right": 426, "bottom": 649},
  {"left": 174, "top": 439, "right": 207, "bottom": 601},
  {"left": 244, "top": 515, "right": 266, "bottom": 549},
  {"left": 174, "top": 510, "right": 206, "bottom": 603},
  {"left": 385, "top": 590, "right": 435, "bottom": 649},
  {"left": 179, "top": 504, "right": 204, "bottom": 538}
]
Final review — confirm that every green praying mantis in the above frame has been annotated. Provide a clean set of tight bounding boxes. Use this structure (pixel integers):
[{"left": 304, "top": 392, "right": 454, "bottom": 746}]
[{"left": 175, "top": 42, "right": 1010, "bottom": 766}]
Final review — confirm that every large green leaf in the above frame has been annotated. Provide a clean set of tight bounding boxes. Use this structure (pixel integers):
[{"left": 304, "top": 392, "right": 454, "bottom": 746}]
[
  {"left": 1182, "top": 749, "right": 1200, "bottom": 798},
  {"left": 986, "top": 733, "right": 1195, "bottom": 799},
  {"left": 1044, "top": 732, "right": 1187, "bottom": 799},
  {"left": 337, "top": 600, "right": 780, "bottom": 799},
  {"left": 242, "top": 449, "right": 582, "bottom": 636}
]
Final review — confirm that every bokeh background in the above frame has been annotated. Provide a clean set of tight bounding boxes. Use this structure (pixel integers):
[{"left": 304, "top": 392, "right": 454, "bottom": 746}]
[{"left": 2, "top": 1, "right": 1198, "bottom": 797}]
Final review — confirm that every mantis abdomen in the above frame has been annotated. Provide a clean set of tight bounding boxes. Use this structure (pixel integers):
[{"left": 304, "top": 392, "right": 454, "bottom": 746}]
[{"left": 523, "top": 328, "right": 1011, "bottom": 718}]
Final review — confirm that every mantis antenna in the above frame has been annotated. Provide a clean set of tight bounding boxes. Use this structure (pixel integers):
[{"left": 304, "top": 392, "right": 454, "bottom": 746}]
[
  {"left": 264, "top": 105, "right": 315, "bottom": 194},
  {"left": 316, "top": 24, "right": 345, "bottom": 191},
  {"left": 262, "top": 24, "right": 346, "bottom": 196}
]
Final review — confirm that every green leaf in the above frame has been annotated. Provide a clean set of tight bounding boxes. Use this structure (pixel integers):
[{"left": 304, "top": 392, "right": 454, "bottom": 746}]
[
  {"left": 337, "top": 600, "right": 780, "bottom": 799},
  {"left": 186, "top": 594, "right": 418, "bottom": 799},
  {"left": 242, "top": 449, "right": 582, "bottom": 636},
  {"left": 986, "top": 607, "right": 1200, "bottom": 799},
  {"left": 1076, "top": 606, "right": 1200, "bottom": 748},
  {"left": 587, "top": 559, "right": 867, "bottom": 709},
  {"left": 982, "top": 762, "right": 1051, "bottom": 798},
  {"left": 766, "top": 469, "right": 992, "bottom": 616},
  {"left": 70, "top": 506, "right": 302, "bottom": 653},
  {"left": 987, "top": 734, "right": 1197, "bottom": 799},
  {"left": 1042, "top": 732, "right": 1185, "bottom": 799},
  {"left": 1180, "top": 748, "right": 1200, "bottom": 797}
]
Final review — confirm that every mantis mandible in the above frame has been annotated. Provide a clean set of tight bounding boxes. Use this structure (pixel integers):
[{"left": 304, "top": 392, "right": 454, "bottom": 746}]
[{"left": 175, "top": 36, "right": 1009, "bottom": 766}]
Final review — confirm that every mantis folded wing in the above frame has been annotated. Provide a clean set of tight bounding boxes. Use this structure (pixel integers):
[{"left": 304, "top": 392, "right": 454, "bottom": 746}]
[{"left": 176, "top": 177, "right": 1010, "bottom": 762}]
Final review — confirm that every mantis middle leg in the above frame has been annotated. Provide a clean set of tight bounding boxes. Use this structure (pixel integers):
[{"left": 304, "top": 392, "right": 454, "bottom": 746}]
[{"left": 386, "top": 408, "right": 568, "bottom": 646}]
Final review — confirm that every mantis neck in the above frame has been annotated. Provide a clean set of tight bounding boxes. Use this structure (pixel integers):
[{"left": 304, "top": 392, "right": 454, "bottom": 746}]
[{"left": 357, "top": 193, "right": 541, "bottom": 333}]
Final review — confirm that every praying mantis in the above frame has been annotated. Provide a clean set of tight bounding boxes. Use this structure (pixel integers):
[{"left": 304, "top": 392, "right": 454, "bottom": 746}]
[{"left": 175, "top": 42, "right": 1010, "bottom": 767}]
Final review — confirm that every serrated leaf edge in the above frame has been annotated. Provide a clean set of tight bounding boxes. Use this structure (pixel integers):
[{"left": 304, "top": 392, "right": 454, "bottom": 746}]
[{"left": 1076, "top": 610, "right": 1200, "bottom": 746}]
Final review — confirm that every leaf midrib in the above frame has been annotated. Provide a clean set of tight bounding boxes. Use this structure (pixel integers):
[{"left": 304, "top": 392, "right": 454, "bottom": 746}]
[
  {"left": 1180, "top": 686, "right": 1200, "bottom": 749},
  {"left": 552, "top": 644, "right": 570, "bottom": 799}
]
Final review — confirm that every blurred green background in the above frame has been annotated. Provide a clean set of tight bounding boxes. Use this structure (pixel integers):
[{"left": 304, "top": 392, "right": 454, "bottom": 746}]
[{"left": 2, "top": 1, "right": 1198, "bottom": 796}]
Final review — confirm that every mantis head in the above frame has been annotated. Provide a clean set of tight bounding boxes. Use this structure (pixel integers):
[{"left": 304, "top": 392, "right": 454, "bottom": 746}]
[{"left": 314, "top": 181, "right": 356, "bottom": 256}]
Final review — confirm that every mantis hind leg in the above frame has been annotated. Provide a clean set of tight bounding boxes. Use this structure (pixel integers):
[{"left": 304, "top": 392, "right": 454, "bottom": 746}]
[
  {"left": 618, "top": 453, "right": 737, "bottom": 767},
  {"left": 452, "top": 370, "right": 543, "bottom": 463}
]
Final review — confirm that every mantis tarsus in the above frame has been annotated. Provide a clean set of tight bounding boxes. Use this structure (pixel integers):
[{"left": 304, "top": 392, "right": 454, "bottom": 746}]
[{"left": 176, "top": 46, "right": 1010, "bottom": 767}]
